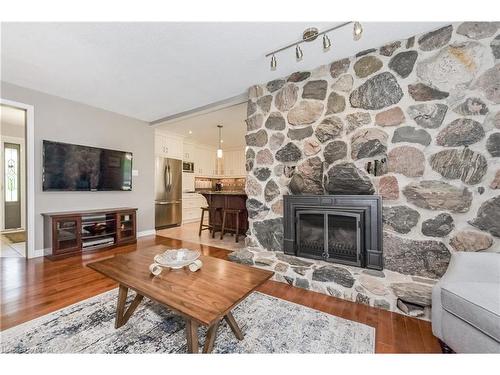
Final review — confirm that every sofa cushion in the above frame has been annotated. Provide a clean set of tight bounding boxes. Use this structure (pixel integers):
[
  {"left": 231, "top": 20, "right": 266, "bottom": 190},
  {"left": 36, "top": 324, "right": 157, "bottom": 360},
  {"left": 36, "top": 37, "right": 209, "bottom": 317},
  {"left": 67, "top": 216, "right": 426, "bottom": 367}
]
[{"left": 441, "top": 282, "right": 500, "bottom": 343}]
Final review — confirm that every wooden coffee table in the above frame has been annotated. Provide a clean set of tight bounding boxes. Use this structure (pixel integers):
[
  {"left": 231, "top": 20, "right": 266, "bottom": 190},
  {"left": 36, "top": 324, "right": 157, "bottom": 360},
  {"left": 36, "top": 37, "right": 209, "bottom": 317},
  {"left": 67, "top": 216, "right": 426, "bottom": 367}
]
[{"left": 87, "top": 245, "right": 273, "bottom": 353}]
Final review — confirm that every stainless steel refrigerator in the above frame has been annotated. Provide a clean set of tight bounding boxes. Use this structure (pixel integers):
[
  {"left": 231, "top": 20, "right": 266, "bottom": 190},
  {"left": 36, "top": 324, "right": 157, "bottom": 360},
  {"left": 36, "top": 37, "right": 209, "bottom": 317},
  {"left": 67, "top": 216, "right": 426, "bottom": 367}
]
[{"left": 155, "top": 157, "right": 182, "bottom": 229}]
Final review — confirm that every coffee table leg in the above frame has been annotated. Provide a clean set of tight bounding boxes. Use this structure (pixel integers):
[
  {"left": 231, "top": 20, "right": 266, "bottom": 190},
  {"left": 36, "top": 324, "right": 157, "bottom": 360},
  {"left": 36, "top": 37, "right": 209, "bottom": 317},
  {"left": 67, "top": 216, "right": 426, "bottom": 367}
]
[
  {"left": 224, "top": 311, "right": 244, "bottom": 340},
  {"left": 203, "top": 319, "right": 221, "bottom": 353},
  {"left": 185, "top": 318, "right": 199, "bottom": 353},
  {"left": 115, "top": 284, "right": 144, "bottom": 329}
]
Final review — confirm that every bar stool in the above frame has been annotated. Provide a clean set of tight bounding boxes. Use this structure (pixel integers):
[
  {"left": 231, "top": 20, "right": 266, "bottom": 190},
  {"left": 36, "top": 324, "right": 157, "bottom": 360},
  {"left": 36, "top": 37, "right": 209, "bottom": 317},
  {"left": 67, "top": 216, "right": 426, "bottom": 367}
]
[
  {"left": 220, "top": 208, "right": 245, "bottom": 243},
  {"left": 198, "top": 206, "right": 222, "bottom": 237}
]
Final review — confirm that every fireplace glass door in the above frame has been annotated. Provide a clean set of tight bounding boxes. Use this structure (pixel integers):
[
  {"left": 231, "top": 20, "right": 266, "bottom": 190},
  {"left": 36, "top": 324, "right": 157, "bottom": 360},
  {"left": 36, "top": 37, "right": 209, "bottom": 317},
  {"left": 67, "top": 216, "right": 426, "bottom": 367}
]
[{"left": 327, "top": 212, "right": 361, "bottom": 266}]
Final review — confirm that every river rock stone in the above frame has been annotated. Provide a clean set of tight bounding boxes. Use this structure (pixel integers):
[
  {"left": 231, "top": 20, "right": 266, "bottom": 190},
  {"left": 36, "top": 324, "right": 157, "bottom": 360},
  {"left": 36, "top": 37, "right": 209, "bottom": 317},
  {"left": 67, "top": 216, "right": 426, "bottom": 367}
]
[
  {"left": 287, "top": 101, "right": 324, "bottom": 126},
  {"left": 254, "top": 167, "right": 271, "bottom": 181},
  {"left": 490, "top": 170, "right": 500, "bottom": 189},
  {"left": 457, "top": 22, "right": 498, "bottom": 40},
  {"left": 275, "top": 142, "right": 302, "bottom": 163},
  {"left": 287, "top": 71, "right": 311, "bottom": 82},
  {"left": 246, "top": 176, "right": 262, "bottom": 197},
  {"left": 356, "top": 48, "right": 376, "bottom": 57},
  {"left": 408, "top": 83, "right": 449, "bottom": 101},
  {"left": 383, "top": 206, "right": 420, "bottom": 234},
  {"left": 391, "top": 282, "right": 433, "bottom": 307},
  {"left": 380, "top": 41, "right": 401, "bottom": 56},
  {"left": 375, "top": 107, "right": 405, "bottom": 127},
  {"left": 346, "top": 112, "right": 371, "bottom": 133},
  {"left": 324, "top": 140, "right": 347, "bottom": 164},
  {"left": 283, "top": 166, "right": 295, "bottom": 178},
  {"left": 450, "top": 230, "right": 494, "bottom": 251},
  {"left": 430, "top": 148, "right": 487, "bottom": 185},
  {"left": 275, "top": 253, "right": 313, "bottom": 267},
  {"left": 351, "top": 128, "right": 388, "bottom": 159},
  {"left": 247, "top": 198, "right": 269, "bottom": 219},
  {"left": 228, "top": 249, "right": 254, "bottom": 265},
  {"left": 253, "top": 218, "right": 283, "bottom": 252},
  {"left": 471, "top": 64, "right": 500, "bottom": 104},
  {"left": 289, "top": 156, "right": 324, "bottom": 195},
  {"left": 469, "top": 195, "right": 500, "bottom": 237},
  {"left": 492, "top": 35, "right": 500, "bottom": 59},
  {"left": 256, "top": 149, "right": 274, "bottom": 165},
  {"left": 264, "top": 180, "right": 280, "bottom": 202},
  {"left": 266, "top": 79, "right": 285, "bottom": 93},
  {"left": 418, "top": 25, "right": 453, "bottom": 51},
  {"left": 389, "top": 50, "right": 418, "bottom": 78},
  {"left": 302, "top": 80, "right": 328, "bottom": 100},
  {"left": 388, "top": 146, "right": 425, "bottom": 177},
  {"left": 315, "top": 116, "right": 343, "bottom": 143},
  {"left": 407, "top": 103, "right": 448, "bottom": 129},
  {"left": 403, "top": 180, "right": 472, "bottom": 213},
  {"left": 288, "top": 126, "right": 313, "bottom": 141},
  {"left": 271, "top": 199, "right": 283, "bottom": 215},
  {"left": 374, "top": 299, "right": 391, "bottom": 310},
  {"left": 436, "top": 118, "right": 485, "bottom": 147},
  {"left": 384, "top": 232, "right": 451, "bottom": 278},
  {"left": 330, "top": 58, "right": 350, "bottom": 79},
  {"left": 453, "top": 97, "right": 489, "bottom": 116},
  {"left": 257, "top": 95, "right": 272, "bottom": 113},
  {"left": 392, "top": 126, "right": 431, "bottom": 146},
  {"left": 246, "top": 148, "right": 255, "bottom": 171},
  {"left": 269, "top": 133, "right": 285, "bottom": 151},
  {"left": 486, "top": 133, "right": 500, "bottom": 157},
  {"left": 421, "top": 213, "right": 454, "bottom": 237},
  {"left": 417, "top": 41, "right": 486, "bottom": 92},
  {"left": 326, "top": 92, "right": 346, "bottom": 114},
  {"left": 325, "top": 162, "right": 375, "bottom": 195},
  {"left": 275, "top": 84, "right": 298, "bottom": 112},
  {"left": 246, "top": 113, "right": 263, "bottom": 131},
  {"left": 359, "top": 275, "right": 388, "bottom": 296},
  {"left": 350, "top": 72, "right": 404, "bottom": 110},
  {"left": 265, "top": 112, "right": 285, "bottom": 131},
  {"left": 248, "top": 85, "right": 264, "bottom": 99},
  {"left": 312, "top": 266, "right": 355, "bottom": 288},
  {"left": 246, "top": 129, "right": 268, "bottom": 147},
  {"left": 331, "top": 74, "right": 353, "bottom": 92},
  {"left": 485, "top": 111, "right": 500, "bottom": 131},
  {"left": 354, "top": 55, "right": 383, "bottom": 78},
  {"left": 247, "top": 100, "right": 256, "bottom": 117},
  {"left": 303, "top": 138, "right": 321, "bottom": 156},
  {"left": 377, "top": 175, "right": 399, "bottom": 200}
]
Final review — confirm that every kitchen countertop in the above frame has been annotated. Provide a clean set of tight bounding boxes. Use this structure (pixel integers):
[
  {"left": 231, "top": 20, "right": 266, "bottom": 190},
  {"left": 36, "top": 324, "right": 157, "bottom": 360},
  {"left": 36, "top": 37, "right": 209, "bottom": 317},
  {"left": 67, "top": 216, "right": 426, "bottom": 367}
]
[{"left": 197, "top": 190, "right": 247, "bottom": 195}]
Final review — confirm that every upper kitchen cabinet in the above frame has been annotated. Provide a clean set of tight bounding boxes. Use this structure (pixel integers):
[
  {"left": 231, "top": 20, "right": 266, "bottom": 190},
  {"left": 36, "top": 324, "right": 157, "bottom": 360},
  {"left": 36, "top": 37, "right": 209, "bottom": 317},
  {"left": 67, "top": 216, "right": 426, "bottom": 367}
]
[
  {"left": 183, "top": 142, "right": 196, "bottom": 162},
  {"left": 155, "top": 131, "right": 184, "bottom": 160},
  {"left": 193, "top": 144, "right": 216, "bottom": 177},
  {"left": 223, "top": 149, "right": 246, "bottom": 177}
]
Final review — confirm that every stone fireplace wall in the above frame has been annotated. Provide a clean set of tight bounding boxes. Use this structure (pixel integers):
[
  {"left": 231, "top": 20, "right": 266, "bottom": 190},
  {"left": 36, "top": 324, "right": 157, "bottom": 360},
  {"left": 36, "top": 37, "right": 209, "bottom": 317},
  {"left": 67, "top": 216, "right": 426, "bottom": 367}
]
[{"left": 235, "top": 22, "right": 500, "bottom": 318}]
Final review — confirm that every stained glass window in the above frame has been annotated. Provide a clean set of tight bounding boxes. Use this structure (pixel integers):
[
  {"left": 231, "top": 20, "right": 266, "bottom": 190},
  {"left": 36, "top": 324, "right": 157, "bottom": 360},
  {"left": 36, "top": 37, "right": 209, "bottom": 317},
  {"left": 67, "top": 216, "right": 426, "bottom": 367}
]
[{"left": 5, "top": 145, "right": 19, "bottom": 202}]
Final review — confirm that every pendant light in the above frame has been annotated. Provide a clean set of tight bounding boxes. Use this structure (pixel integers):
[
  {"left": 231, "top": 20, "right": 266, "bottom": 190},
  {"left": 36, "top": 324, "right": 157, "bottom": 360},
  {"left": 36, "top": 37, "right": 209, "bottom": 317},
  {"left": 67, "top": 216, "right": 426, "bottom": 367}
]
[{"left": 217, "top": 125, "right": 223, "bottom": 158}]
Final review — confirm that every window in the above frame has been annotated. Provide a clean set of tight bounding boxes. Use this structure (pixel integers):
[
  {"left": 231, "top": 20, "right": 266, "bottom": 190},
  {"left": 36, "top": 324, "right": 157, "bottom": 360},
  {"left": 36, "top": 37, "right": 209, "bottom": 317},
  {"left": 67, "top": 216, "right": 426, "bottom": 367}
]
[{"left": 5, "top": 144, "right": 20, "bottom": 202}]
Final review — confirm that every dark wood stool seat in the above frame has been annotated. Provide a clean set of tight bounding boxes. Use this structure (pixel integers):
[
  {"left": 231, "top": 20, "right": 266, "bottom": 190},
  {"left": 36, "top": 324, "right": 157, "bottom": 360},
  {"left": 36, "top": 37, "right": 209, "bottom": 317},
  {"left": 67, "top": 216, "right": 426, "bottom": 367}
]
[
  {"left": 220, "top": 208, "right": 245, "bottom": 243},
  {"left": 198, "top": 206, "right": 222, "bottom": 237}
]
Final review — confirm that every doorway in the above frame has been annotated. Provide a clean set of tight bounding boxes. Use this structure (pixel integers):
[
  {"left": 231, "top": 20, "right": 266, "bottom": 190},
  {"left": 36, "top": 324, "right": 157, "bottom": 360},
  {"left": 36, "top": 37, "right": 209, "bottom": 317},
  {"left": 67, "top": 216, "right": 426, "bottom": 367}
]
[{"left": 0, "top": 104, "right": 27, "bottom": 257}]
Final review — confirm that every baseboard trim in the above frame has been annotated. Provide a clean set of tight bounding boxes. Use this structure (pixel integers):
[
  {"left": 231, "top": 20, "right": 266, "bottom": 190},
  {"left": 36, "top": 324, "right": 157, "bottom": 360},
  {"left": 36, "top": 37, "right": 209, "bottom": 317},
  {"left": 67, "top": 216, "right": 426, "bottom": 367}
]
[
  {"left": 137, "top": 229, "right": 156, "bottom": 238},
  {"left": 32, "top": 249, "right": 45, "bottom": 258}
]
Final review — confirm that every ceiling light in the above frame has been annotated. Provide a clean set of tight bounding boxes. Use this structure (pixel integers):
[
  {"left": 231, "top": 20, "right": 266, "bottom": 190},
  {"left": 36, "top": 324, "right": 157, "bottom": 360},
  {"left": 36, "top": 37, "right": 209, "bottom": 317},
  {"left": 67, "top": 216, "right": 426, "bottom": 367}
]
[
  {"left": 322, "top": 34, "right": 331, "bottom": 50},
  {"left": 217, "top": 125, "right": 223, "bottom": 159},
  {"left": 295, "top": 44, "right": 303, "bottom": 61},
  {"left": 270, "top": 54, "right": 277, "bottom": 70},
  {"left": 353, "top": 22, "right": 363, "bottom": 41},
  {"left": 188, "top": 130, "right": 192, "bottom": 134}
]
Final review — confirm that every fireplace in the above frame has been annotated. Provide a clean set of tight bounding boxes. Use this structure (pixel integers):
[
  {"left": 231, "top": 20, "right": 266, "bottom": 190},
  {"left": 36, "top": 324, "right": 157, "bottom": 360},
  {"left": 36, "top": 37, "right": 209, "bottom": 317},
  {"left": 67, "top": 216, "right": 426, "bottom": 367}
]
[{"left": 283, "top": 195, "right": 383, "bottom": 270}]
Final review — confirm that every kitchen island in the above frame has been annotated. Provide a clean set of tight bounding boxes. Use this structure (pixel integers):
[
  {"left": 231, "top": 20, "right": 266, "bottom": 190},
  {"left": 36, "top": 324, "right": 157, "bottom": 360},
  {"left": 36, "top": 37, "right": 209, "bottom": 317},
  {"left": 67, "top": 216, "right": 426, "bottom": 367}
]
[{"left": 198, "top": 191, "right": 248, "bottom": 238}]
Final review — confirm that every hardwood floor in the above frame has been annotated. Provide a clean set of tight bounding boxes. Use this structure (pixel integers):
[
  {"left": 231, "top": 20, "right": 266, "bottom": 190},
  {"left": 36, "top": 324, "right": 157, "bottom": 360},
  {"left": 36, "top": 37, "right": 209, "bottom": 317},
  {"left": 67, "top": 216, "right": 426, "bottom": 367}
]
[{"left": 0, "top": 235, "right": 442, "bottom": 353}]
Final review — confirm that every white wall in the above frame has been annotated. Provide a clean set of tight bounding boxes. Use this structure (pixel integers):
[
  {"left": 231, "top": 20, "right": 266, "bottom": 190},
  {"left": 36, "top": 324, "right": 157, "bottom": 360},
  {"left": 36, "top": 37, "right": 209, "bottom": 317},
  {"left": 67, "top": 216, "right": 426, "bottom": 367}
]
[{"left": 1, "top": 82, "right": 155, "bottom": 253}]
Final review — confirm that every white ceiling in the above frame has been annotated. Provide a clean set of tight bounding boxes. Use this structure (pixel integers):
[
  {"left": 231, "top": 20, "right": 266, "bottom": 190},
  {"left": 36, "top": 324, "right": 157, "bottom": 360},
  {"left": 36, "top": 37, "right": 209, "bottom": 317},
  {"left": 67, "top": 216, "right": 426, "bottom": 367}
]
[
  {"left": 1, "top": 22, "right": 447, "bottom": 122},
  {"left": 157, "top": 102, "right": 247, "bottom": 148}
]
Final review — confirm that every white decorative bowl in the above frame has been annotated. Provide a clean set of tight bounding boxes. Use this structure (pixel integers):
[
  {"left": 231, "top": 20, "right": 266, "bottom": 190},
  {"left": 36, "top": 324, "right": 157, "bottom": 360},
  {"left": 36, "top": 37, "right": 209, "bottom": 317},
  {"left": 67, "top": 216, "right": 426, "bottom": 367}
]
[{"left": 154, "top": 249, "right": 200, "bottom": 269}]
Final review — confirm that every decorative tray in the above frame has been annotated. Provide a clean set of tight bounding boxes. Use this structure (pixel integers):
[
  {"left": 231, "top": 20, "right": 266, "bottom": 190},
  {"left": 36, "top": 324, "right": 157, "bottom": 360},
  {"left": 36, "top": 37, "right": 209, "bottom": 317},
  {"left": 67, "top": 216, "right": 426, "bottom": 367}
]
[{"left": 154, "top": 249, "right": 200, "bottom": 269}]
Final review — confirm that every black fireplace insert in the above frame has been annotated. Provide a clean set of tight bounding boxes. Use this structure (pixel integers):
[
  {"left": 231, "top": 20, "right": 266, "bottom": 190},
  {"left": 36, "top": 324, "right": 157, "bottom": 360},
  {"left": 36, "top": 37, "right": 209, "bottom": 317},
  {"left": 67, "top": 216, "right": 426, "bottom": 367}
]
[{"left": 283, "top": 195, "right": 383, "bottom": 270}]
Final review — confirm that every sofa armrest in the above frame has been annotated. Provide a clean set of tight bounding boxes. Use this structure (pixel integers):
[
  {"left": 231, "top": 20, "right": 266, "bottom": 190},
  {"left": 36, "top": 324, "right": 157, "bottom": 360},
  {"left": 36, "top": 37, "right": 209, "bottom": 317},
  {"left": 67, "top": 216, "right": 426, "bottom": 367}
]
[{"left": 440, "top": 252, "right": 500, "bottom": 285}]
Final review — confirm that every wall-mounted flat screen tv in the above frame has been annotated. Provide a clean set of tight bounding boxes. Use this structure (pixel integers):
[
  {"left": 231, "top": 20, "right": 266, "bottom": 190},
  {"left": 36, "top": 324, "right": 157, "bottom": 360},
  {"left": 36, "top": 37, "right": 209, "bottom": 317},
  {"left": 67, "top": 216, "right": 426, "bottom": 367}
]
[{"left": 42, "top": 140, "right": 133, "bottom": 191}]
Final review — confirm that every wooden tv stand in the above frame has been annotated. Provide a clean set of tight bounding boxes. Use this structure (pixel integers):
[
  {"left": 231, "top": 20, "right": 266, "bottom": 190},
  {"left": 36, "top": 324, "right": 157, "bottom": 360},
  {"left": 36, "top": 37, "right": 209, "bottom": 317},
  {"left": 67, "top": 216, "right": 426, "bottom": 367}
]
[{"left": 42, "top": 207, "right": 137, "bottom": 259}]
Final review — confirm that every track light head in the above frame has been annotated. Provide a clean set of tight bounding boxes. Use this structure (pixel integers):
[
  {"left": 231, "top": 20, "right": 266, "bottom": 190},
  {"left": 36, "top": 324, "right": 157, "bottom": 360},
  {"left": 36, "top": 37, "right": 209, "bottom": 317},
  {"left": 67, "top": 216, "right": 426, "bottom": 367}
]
[
  {"left": 322, "top": 34, "right": 331, "bottom": 51},
  {"left": 353, "top": 22, "right": 363, "bottom": 41},
  {"left": 295, "top": 44, "right": 303, "bottom": 61},
  {"left": 270, "top": 54, "right": 277, "bottom": 70}
]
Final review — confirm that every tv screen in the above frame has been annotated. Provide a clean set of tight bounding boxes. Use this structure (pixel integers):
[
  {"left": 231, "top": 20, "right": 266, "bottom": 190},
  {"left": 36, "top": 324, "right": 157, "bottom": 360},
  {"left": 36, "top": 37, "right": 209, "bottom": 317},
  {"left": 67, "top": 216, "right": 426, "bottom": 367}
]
[{"left": 42, "top": 140, "right": 133, "bottom": 191}]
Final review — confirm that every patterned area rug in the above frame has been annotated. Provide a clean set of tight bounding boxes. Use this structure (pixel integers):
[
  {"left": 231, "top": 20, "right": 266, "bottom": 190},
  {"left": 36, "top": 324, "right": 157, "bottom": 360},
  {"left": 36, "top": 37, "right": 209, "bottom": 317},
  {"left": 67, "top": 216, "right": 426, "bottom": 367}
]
[{"left": 1, "top": 290, "right": 375, "bottom": 353}]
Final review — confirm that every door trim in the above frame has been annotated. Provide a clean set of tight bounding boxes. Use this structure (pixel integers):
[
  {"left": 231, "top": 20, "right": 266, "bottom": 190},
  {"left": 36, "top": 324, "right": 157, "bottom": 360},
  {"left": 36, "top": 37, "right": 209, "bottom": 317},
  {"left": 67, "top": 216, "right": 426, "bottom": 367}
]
[{"left": 1, "top": 99, "right": 34, "bottom": 258}]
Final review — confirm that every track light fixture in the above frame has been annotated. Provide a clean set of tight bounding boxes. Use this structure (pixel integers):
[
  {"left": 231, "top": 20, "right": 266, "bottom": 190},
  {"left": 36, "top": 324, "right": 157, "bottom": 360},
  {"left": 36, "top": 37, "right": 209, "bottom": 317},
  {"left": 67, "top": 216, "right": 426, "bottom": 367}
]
[
  {"left": 295, "top": 44, "right": 303, "bottom": 61},
  {"left": 265, "top": 22, "right": 363, "bottom": 70}
]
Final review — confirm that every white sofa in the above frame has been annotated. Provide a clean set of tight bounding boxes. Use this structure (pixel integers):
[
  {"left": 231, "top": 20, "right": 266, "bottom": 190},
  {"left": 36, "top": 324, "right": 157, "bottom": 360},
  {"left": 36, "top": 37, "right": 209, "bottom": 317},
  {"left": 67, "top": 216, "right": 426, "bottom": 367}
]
[{"left": 432, "top": 252, "right": 500, "bottom": 353}]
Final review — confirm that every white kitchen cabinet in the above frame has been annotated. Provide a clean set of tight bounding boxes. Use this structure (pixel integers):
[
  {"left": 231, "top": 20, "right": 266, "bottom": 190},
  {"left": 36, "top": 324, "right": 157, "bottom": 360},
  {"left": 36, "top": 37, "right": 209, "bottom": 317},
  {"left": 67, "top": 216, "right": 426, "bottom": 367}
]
[
  {"left": 194, "top": 145, "right": 216, "bottom": 177},
  {"left": 155, "top": 132, "right": 183, "bottom": 160},
  {"left": 183, "top": 142, "right": 196, "bottom": 162},
  {"left": 222, "top": 149, "right": 246, "bottom": 177},
  {"left": 182, "top": 193, "right": 208, "bottom": 224}
]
